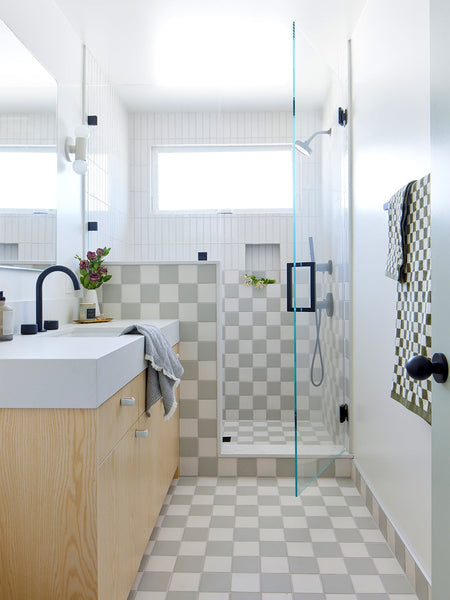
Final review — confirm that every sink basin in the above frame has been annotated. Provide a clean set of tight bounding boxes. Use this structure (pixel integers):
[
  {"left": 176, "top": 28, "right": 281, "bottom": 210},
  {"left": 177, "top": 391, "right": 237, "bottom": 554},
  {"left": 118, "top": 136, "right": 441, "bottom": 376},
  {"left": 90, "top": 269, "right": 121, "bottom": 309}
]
[
  {"left": 46, "top": 319, "right": 180, "bottom": 347},
  {"left": 55, "top": 328, "right": 123, "bottom": 337}
]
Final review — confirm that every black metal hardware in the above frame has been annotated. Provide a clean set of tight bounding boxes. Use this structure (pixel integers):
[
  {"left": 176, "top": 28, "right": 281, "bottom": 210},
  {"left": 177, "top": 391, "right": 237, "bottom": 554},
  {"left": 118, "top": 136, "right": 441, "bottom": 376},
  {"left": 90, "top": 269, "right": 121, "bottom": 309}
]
[
  {"left": 198, "top": 252, "right": 207, "bottom": 261},
  {"left": 88, "top": 221, "right": 98, "bottom": 231},
  {"left": 286, "top": 262, "right": 316, "bottom": 312},
  {"left": 406, "top": 353, "right": 448, "bottom": 383},
  {"left": 339, "top": 403, "right": 349, "bottom": 423},
  {"left": 36, "top": 265, "right": 80, "bottom": 332},
  {"left": 338, "top": 107, "right": 348, "bottom": 127},
  {"left": 20, "top": 323, "right": 38, "bottom": 335},
  {"left": 222, "top": 436, "right": 231, "bottom": 443},
  {"left": 87, "top": 115, "right": 98, "bottom": 126}
]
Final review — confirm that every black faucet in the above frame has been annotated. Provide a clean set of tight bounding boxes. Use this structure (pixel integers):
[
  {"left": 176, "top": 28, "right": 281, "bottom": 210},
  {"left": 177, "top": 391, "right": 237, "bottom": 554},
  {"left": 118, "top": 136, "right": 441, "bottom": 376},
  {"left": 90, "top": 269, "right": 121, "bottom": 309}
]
[{"left": 36, "top": 265, "right": 81, "bottom": 332}]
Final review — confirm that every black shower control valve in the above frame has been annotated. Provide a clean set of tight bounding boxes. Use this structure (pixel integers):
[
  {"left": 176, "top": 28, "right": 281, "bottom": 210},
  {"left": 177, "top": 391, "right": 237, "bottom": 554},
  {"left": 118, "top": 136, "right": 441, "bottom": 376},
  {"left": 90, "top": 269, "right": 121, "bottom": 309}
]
[
  {"left": 338, "top": 107, "right": 348, "bottom": 127},
  {"left": 339, "top": 403, "right": 349, "bottom": 423}
]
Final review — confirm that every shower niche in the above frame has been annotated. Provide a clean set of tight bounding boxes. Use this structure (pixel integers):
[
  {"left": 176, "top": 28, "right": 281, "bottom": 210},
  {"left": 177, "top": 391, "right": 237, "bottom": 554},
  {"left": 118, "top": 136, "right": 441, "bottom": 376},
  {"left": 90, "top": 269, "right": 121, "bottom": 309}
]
[{"left": 245, "top": 243, "right": 280, "bottom": 273}]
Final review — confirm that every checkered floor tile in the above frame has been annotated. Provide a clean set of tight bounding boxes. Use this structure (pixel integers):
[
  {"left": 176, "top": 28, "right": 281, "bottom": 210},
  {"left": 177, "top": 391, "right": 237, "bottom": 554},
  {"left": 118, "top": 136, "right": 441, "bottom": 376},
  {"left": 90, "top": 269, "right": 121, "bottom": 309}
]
[
  {"left": 128, "top": 477, "right": 418, "bottom": 600},
  {"left": 222, "top": 420, "right": 334, "bottom": 446}
]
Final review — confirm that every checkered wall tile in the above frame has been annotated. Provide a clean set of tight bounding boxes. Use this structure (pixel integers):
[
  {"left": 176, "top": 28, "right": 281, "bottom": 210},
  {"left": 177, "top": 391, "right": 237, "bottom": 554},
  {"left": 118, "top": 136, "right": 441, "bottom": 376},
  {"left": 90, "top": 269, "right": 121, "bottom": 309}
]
[
  {"left": 101, "top": 262, "right": 353, "bottom": 478},
  {"left": 222, "top": 268, "right": 322, "bottom": 425},
  {"left": 101, "top": 262, "right": 219, "bottom": 477}
]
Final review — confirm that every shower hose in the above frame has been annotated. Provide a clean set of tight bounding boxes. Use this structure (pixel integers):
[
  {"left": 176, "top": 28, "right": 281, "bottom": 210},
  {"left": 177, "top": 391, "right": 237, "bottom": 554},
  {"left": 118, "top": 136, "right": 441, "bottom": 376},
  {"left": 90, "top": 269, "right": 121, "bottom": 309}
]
[{"left": 310, "top": 306, "right": 324, "bottom": 387}]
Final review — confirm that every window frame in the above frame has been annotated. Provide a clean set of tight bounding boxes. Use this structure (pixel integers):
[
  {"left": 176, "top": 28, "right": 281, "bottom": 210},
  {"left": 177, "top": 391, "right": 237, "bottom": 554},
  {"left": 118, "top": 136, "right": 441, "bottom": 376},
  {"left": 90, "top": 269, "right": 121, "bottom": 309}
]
[{"left": 151, "top": 144, "right": 293, "bottom": 214}]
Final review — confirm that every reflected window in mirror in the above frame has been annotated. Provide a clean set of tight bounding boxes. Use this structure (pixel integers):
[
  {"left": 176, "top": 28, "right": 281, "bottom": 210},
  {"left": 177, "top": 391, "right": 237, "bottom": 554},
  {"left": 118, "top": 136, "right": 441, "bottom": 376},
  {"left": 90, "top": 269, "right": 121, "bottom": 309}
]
[{"left": 0, "top": 20, "right": 57, "bottom": 268}]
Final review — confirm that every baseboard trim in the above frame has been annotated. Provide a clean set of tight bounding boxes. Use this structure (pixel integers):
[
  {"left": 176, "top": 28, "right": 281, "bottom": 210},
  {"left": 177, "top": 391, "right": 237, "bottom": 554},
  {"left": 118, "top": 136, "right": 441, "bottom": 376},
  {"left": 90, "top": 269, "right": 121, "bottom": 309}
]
[{"left": 352, "top": 460, "right": 431, "bottom": 600}]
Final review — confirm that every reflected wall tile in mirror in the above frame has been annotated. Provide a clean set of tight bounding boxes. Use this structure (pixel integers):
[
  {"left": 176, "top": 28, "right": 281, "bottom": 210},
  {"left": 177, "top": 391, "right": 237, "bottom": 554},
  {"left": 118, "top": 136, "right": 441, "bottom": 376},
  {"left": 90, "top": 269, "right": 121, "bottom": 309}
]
[{"left": 0, "top": 19, "right": 57, "bottom": 268}]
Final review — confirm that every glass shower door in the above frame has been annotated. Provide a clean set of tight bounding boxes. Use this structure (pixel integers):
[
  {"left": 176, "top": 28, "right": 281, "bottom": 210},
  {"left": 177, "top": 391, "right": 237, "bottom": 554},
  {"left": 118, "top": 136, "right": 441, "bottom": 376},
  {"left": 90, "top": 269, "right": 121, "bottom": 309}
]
[{"left": 291, "top": 22, "right": 349, "bottom": 495}]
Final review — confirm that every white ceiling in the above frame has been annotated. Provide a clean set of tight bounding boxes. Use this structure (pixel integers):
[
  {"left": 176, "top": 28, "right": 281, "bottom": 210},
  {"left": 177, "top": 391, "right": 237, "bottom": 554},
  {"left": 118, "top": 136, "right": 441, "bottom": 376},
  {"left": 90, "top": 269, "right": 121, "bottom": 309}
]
[{"left": 54, "top": 0, "right": 366, "bottom": 112}]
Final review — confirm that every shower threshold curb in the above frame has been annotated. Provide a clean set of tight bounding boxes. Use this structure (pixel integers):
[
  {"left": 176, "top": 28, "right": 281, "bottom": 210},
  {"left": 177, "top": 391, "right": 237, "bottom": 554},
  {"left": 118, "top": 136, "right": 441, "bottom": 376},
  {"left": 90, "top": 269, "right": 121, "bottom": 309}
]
[{"left": 220, "top": 443, "right": 353, "bottom": 459}]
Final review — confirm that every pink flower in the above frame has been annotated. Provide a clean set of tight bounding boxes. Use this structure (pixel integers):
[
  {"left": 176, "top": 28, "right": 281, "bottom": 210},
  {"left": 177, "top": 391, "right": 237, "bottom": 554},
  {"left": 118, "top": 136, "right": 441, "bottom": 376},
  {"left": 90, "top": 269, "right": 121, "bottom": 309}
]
[
  {"left": 87, "top": 251, "right": 97, "bottom": 261},
  {"left": 89, "top": 272, "right": 100, "bottom": 282},
  {"left": 79, "top": 260, "right": 89, "bottom": 270},
  {"left": 96, "top": 248, "right": 105, "bottom": 256},
  {"left": 100, "top": 267, "right": 108, "bottom": 274}
]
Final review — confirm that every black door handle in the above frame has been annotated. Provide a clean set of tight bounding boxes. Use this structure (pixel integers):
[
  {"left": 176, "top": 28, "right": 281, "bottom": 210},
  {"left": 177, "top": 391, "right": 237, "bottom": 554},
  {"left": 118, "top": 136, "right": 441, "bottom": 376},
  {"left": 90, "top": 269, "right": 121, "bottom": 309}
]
[
  {"left": 286, "top": 262, "right": 316, "bottom": 312},
  {"left": 406, "top": 353, "right": 448, "bottom": 383}
]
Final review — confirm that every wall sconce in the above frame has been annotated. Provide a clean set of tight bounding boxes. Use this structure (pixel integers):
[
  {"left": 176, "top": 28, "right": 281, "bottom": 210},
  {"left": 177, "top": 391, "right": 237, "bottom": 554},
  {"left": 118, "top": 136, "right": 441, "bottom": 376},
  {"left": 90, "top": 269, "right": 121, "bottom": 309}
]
[{"left": 64, "top": 125, "right": 89, "bottom": 174}]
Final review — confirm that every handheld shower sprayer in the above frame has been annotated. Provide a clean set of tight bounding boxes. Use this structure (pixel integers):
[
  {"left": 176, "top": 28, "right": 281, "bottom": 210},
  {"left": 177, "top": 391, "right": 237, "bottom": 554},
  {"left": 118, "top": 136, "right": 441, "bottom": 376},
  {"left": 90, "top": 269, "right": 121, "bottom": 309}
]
[{"left": 295, "top": 128, "right": 332, "bottom": 157}]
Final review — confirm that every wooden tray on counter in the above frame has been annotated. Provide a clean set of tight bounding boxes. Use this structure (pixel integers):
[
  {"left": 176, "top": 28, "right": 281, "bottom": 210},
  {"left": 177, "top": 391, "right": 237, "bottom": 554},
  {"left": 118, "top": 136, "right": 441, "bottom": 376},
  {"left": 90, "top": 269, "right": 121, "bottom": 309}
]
[{"left": 73, "top": 317, "right": 113, "bottom": 324}]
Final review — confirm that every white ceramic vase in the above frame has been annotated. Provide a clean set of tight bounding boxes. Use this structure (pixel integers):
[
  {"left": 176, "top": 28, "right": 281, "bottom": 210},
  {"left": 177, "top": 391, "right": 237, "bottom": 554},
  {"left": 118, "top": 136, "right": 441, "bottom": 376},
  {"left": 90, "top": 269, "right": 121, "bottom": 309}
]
[{"left": 83, "top": 288, "right": 100, "bottom": 317}]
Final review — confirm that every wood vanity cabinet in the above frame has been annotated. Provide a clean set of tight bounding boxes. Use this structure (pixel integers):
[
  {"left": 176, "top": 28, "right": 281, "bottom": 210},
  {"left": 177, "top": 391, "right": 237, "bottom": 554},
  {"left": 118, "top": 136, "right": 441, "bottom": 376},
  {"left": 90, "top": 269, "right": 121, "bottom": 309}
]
[{"left": 0, "top": 345, "right": 180, "bottom": 600}]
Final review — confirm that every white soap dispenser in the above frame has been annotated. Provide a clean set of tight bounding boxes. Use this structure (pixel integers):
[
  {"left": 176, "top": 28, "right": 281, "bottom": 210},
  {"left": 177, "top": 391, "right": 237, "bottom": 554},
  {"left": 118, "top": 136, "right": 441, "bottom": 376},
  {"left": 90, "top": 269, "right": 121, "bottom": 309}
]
[{"left": 0, "top": 291, "right": 14, "bottom": 341}]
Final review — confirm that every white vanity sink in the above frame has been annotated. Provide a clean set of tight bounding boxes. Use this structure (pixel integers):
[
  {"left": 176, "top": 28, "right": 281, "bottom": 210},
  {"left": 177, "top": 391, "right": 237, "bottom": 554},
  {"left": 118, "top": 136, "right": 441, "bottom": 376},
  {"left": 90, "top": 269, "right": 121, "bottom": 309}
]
[
  {"left": 0, "top": 319, "right": 179, "bottom": 409},
  {"left": 48, "top": 318, "right": 179, "bottom": 346}
]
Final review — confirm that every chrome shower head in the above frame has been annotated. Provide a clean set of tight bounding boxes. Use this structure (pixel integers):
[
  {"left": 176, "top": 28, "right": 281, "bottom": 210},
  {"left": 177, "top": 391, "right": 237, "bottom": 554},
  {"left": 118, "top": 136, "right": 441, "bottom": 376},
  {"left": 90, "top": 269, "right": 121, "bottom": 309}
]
[{"left": 295, "top": 128, "right": 332, "bottom": 157}]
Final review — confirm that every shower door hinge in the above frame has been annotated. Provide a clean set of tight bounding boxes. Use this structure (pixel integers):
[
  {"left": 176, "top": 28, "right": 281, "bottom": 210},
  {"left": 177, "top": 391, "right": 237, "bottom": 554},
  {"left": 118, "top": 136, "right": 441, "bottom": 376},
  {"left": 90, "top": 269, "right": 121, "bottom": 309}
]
[
  {"left": 338, "top": 107, "right": 348, "bottom": 127},
  {"left": 339, "top": 403, "right": 349, "bottom": 423}
]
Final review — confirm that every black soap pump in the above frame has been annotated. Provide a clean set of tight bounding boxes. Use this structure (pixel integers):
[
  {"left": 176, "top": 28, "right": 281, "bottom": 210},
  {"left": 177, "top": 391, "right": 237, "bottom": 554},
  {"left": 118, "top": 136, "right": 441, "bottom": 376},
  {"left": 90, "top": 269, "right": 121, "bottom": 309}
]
[{"left": 0, "top": 291, "right": 14, "bottom": 341}]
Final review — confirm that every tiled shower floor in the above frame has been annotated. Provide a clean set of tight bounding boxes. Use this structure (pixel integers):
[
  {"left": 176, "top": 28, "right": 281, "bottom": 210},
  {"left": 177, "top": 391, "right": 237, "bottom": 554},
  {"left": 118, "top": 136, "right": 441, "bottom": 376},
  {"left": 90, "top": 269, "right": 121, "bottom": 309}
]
[
  {"left": 222, "top": 420, "right": 335, "bottom": 446},
  {"left": 128, "top": 476, "right": 418, "bottom": 600}
]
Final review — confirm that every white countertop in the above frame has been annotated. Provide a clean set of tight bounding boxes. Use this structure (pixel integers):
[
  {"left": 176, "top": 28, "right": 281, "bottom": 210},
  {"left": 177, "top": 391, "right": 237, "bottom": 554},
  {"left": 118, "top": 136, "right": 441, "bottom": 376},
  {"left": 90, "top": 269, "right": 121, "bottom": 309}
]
[{"left": 0, "top": 319, "right": 179, "bottom": 409}]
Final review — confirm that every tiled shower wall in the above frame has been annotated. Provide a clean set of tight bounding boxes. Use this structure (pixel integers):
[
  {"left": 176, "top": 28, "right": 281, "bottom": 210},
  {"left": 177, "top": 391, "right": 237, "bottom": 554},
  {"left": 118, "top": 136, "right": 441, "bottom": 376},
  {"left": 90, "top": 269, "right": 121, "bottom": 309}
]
[
  {"left": 127, "top": 109, "right": 326, "bottom": 427},
  {"left": 100, "top": 262, "right": 351, "bottom": 478},
  {"left": 85, "top": 49, "right": 129, "bottom": 260},
  {"left": 318, "top": 75, "right": 350, "bottom": 447},
  {"left": 0, "top": 112, "right": 56, "bottom": 263}
]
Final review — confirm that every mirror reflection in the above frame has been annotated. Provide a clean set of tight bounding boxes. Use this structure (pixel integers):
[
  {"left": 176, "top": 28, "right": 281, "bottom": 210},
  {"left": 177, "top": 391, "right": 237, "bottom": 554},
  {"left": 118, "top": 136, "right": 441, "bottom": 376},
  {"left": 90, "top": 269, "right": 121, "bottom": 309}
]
[{"left": 0, "top": 19, "right": 57, "bottom": 268}]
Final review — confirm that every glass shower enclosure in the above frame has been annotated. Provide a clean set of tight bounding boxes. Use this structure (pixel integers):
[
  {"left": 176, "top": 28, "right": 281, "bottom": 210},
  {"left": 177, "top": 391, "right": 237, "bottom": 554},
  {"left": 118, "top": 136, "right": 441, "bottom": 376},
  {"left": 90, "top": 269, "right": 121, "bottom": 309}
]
[{"left": 291, "top": 22, "right": 350, "bottom": 494}]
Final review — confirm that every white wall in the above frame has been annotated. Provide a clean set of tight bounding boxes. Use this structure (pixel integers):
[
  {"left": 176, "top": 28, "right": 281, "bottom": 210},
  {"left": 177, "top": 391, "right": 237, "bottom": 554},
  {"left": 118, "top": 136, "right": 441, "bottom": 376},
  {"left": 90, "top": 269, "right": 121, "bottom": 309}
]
[
  {"left": 85, "top": 49, "right": 129, "bottom": 261},
  {"left": 351, "top": 0, "right": 431, "bottom": 576},
  {"left": 128, "top": 110, "right": 295, "bottom": 265},
  {"left": 0, "top": 0, "right": 84, "bottom": 327}
]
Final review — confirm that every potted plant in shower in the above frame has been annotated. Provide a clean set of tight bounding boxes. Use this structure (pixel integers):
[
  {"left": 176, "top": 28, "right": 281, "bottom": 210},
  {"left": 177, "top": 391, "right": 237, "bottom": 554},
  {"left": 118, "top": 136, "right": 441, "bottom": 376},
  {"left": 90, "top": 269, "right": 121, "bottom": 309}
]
[
  {"left": 75, "top": 247, "right": 112, "bottom": 317},
  {"left": 242, "top": 273, "right": 276, "bottom": 288}
]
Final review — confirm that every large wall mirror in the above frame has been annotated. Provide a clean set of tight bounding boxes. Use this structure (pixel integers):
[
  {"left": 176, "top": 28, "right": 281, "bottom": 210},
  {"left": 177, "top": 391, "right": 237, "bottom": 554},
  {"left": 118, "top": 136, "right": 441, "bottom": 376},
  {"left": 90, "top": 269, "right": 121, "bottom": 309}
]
[{"left": 0, "top": 19, "right": 57, "bottom": 269}]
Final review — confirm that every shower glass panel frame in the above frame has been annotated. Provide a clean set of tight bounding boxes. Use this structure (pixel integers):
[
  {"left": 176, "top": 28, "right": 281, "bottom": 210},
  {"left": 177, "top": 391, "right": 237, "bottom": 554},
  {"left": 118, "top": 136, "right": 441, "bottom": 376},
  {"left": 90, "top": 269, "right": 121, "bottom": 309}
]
[{"left": 292, "top": 21, "right": 349, "bottom": 496}]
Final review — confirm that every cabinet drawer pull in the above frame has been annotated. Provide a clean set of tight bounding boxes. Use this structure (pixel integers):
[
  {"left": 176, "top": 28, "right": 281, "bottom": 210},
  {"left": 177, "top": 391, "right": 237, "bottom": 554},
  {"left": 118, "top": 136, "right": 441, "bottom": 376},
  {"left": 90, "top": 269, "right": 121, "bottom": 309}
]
[
  {"left": 120, "top": 397, "right": 136, "bottom": 406},
  {"left": 135, "top": 429, "right": 149, "bottom": 438}
]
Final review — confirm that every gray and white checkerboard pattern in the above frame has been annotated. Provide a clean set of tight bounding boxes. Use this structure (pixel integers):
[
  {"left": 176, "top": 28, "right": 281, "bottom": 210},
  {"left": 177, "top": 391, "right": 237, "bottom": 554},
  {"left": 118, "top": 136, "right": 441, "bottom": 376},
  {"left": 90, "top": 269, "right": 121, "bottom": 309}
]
[
  {"left": 101, "top": 262, "right": 220, "bottom": 478},
  {"left": 390, "top": 174, "right": 432, "bottom": 424},
  {"left": 101, "top": 262, "right": 352, "bottom": 478},
  {"left": 222, "top": 268, "right": 322, "bottom": 424},
  {"left": 222, "top": 420, "right": 333, "bottom": 446},
  {"left": 128, "top": 476, "right": 419, "bottom": 600}
]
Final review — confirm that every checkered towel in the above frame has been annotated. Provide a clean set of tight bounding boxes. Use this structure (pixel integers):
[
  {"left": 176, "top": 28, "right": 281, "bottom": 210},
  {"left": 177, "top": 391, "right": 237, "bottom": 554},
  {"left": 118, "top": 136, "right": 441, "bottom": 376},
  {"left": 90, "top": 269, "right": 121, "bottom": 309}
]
[
  {"left": 390, "top": 174, "right": 431, "bottom": 424},
  {"left": 385, "top": 181, "right": 416, "bottom": 281}
]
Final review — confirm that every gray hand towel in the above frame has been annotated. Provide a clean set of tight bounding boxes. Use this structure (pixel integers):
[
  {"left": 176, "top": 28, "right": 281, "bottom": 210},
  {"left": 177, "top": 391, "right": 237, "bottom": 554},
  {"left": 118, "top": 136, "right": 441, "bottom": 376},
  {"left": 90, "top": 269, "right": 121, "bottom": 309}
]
[{"left": 120, "top": 324, "right": 183, "bottom": 420}]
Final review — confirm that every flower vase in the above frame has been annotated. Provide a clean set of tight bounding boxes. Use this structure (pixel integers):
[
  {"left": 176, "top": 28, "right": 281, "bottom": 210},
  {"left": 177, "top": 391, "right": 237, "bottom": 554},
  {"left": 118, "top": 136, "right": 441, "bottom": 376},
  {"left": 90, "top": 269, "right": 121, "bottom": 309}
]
[{"left": 83, "top": 288, "right": 100, "bottom": 318}]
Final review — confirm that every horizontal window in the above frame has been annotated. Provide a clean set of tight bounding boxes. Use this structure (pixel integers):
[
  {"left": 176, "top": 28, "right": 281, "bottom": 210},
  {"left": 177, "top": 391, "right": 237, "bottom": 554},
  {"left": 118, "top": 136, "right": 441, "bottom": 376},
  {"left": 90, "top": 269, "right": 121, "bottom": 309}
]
[
  {"left": 0, "top": 147, "right": 56, "bottom": 209},
  {"left": 152, "top": 145, "right": 292, "bottom": 212}
]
